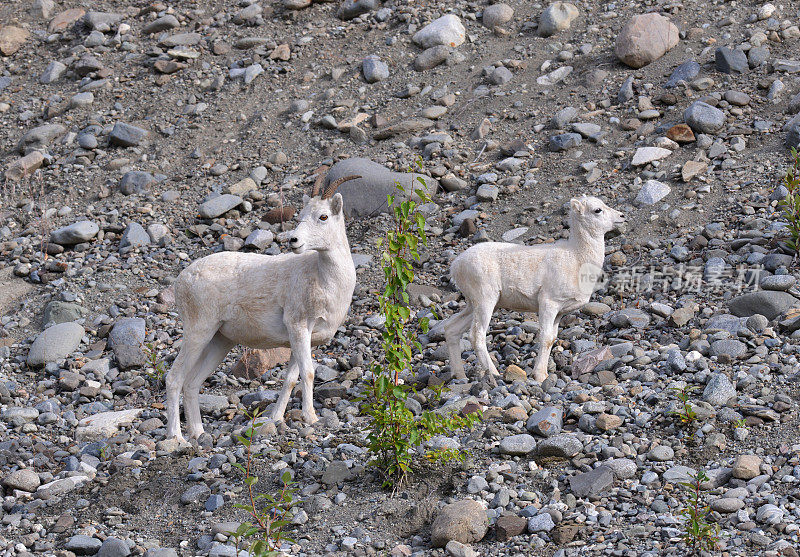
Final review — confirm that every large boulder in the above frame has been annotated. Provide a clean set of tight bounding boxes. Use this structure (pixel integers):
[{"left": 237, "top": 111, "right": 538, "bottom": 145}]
[
  {"left": 27, "top": 322, "right": 84, "bottom": 367},
  {"left": 614, "top": 13, "right": 679, "bottom": 68},
  {"left": 322, "top": 158, "right": 438, "bottom": 218},
  {"left": 729, "top": 291, "right": 799, "bottom": 320},
  {"left": 431, "top": 499, "right": 489, "bottom": 548}
]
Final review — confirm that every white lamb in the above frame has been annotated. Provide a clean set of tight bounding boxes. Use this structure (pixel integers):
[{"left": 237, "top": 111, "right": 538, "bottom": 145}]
[
  {"left": 443, "top": 196, "right": 625, "bottom": 384},
  {"left": 165, "top": 174, "right": 359, "bottom": 441}
]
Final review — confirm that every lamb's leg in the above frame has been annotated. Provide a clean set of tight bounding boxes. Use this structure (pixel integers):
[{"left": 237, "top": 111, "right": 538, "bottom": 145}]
[
  {"left": 532, "top": 303, "right": 560, "bottom": 383},
  {"left": 183, "top": 333, "right": 235, "bottom": 439},
  {"left": 469, "top": 300, "right": 500, "bottom": 384},
  {"left": 270, "top": 355, "right": 298, "bottom": 423},
  {"left": 166, "top": 326, "right": 218, "bottom": 440},
  {"left": 444, "top": 303, "right": 473, "bottom": 380}
]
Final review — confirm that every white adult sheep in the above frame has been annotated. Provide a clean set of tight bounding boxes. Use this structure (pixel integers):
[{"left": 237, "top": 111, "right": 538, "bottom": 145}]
[
  {"left": 443, "top": 196, "right": 625, "bottom": 384},
  {"left": 165, "top": 174, "right": 360, "bottom": 441}
]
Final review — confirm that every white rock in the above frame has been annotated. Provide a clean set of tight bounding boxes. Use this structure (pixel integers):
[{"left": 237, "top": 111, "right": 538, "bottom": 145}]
[
  {"left": 75, "top": 408, "right": 144, "bottom": 441},
  {"left": 631, "top": 146, "right": 672, "bottom": 166},
  {"left": 634, "top": 180, "right": 671, "bottom": 205},
  {"left": 413, "top": 15, "right": 466, "bottom": 49}
]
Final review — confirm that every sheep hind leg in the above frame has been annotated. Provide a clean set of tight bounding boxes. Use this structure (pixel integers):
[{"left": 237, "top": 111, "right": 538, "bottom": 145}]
[
  {"left": 270, "top": 356, "right": 299, "bottom": 423},
  {"left": 444, "top": 304, "right": 473, "bottom": 380},
  {"left": 165, "top": 327, "right": 217, "bottom": 441},
  {"left": 469, "top": 300, "right": 500, "bottom": 385},
  {"left": 183, "top": 333, "right": 235, "bottom": 439},
  {"left": 532, "top": 304, "right": 560, "bottom": 383}
]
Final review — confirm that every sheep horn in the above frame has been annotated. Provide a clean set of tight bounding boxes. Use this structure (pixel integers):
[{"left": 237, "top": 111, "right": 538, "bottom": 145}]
[
  {"left": 322, "top": 174, "right": 360, "bottom": 199},
  {"left": 311, "top": 166, "right": 329, "bottom": 197}
]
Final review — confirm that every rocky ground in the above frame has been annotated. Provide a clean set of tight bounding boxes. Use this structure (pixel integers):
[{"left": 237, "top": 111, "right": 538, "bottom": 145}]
[{"left": 1, "top": 0, "right": 800, "bottom": 556}]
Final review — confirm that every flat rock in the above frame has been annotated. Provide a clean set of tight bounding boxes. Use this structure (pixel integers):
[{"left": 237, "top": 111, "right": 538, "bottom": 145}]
[
  {"left": 569, "top": 466, "right": 614, "bottom": 498},
  {"left": 17, "top": 123, "right": 67, "bottom": 154},
  {"left": 75, "top": 408, "right": 144, "bottom": 442},
  {"left": 110, "top": 122, "right": 149, "bottom": 147},
  {"left": 536, "top": 433, "right": 582, "bottom": 458},
  {"left": 27, "top": 322, "right": 84, "bottom": 367},
  {"left": 0, "top": 26, "right": 30, "bottom": 56},
  {"left": 635, "top": 180, "right": 670, "bottom": 205},
  {"left": 499, "top": 434, "right": 536, "bottom": 455},
  {"left": 615, "top": 13, "right": 679, "bottom": 68},
  {"left": 199, "top": 194, "right": 243, "bottom": 218}
]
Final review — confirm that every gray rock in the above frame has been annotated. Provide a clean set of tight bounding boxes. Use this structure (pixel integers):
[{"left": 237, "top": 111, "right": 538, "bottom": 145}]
[
  {"left": 337, "top": 0, "right": 377, "bottom": 20},
  {"left": 78, "top": 133, "right": 98, "bottom": 149},
  {"left": 684, "top": 101, "right": 726, "bottom": 134},
  {"left": 199, "top": 194, "right": 243, "bottom": 218},
  {"left": 551, "top": 106, "right": 579, "bottom": 129},
  {"left": 490, "top": 66, "right": 513, "bottom": 85},
  {"left": 610, "top": 308, "right": 650, "bottom": 328},
  {"left": 144, "top": 549, "right": 178, "bottom": 557},
  {"left": 119, "top": 171, "right": 155, "bottom": 195},
  {"left": 181, "top": 483, "right": 211, "bottom": 505},
  {"left": 482, "top": 3, "right": 514, "bottom": 29},
  {"left": 614, "top": 13, "right": 679, "bottom": 68},
  {"left": 663, "top": 465, "right": 695, "bottom": 484},
  {"left": 40, "top": 60, "right": 66, "bottom": 84},
  {"left": 109, "top": 122, "right": 149, "bottom": 147},
  {"left": 414, "top": 45, "right": 453, "bottom": 71},
  {"left": 199, "top": 394, "right": 229, "bottom": 414},
  {"left": 549, "top": 133, "right": 582, "bottom": 152},
  {"left": 569, "top": 466, "right": 614, "bottom": 498},
  {"left": 634, "top": 180, "right": 670, "bottom": 205},
  {"left": 527, "top": 512, "right": 555, "bottom": 533},
  {"left": 604, "top": 458, "right": 637, "bottom": 480},
  {"left": 647, "top": 445, "right": 674, "bottom": 462},
  {"left": 27, "top": 322, "right": 84, "bottom": 367},
  {"left": 43, "top": 301, "right": 87, "bottom": 325},
  {"left": 526, "top": 406, "right": 562, "bottom": 437},
  {"left": 729, "top": 291, "right": 798, "bottom": 320},
  {"left": 536, "top": 433, "right": 582, "bottom": 458},
  {"left": 498, "top": 434, "right": 536, "bottom": 455},
  {"left": 97, "top": 538, "right": 131, "bottom": 557},
  {"left": 761, "top": 275, "right": 796, "bottom": 291},
  {"left": 362, "top": 55, "right": 389, "bottom": 83},
  {"left": 703, "top": 373, "right": 736, "bottom": 406},
  {"left": 322, "top": 158, "right": 438, "bottom": 217},
  {"left": 2, "top": 407, "right": 39, "bottom": 425},
  {"left": 17, "top": 123, "right": 66, "bottom": 154},
  {"left": 66, "top": 535, "right": 103, "bottom": 555},
  {"left": 142, "top": 15, "right": 179, "bottom": 34},
  {"left": 119, "top": 222, "right": 149, "bottom": 249},
  {"left": 109, "top": 318, "right": 146, "bottom": 348},
  {"left": 431, "top": 499, "right": 489, "bottom": 548},
  {"left": 2, "top": 469, "right": 41, "bottom": 492},
  {"left": 244, "top": 229, "right": 274, "bottom": 249},
  {"left": 710, "top": 339, "right": 746, "bottom": 359},
  {"left": 664, "top": 59, "right": 700, "bottom": 88},
  {"left": 617, "top": 76, "right": 634, "bottom": 104},
  {"left": 715, "top": 47, "right": 748, "bottom": 74},
  {"left": 788, "top": 122, "right": 800, "bottom": 149},
  {"left": 84, "top": 11, "right": 124, "bottom": 31},
  {"left": 412, "top": 14, "right": 465, "bottom": 49},
  {"left": 539, "top": 2, "right": 579, "bottom": 37}
]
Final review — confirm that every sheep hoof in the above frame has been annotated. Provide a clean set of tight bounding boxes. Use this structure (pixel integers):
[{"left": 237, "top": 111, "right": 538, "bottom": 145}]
[{"left": 304, "top": 413, "right": 319, "bottom": 425}]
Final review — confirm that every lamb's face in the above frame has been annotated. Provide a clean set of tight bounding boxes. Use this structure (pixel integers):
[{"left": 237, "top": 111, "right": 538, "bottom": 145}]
[
  {"left": 570, "top": 196, "right": 625, "bottom": 235},
  {"left": 289, "top": 193, "right": 345, "bottom": 254}
]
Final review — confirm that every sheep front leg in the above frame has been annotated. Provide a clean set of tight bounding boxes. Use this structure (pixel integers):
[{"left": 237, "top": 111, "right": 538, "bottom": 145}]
[
  {"left": 532, "top": 304, "right": 560, "bottom": 383},
  {"left": 470, "top": 301, "right": 500, "bottom": 384},
  {"left": 293, "top": 327, "right": 319, "bottom": 425}
]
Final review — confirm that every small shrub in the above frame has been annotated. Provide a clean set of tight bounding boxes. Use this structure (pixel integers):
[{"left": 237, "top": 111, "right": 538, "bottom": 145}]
[
  {"left": 669, "top": 385, "right": 699, "bottom": 428},
  {"left": 142, "top": 341, "right": 167, "bottom": 387},
  {"left": 778, "top": 147, "right": 800, "bottom": 259},
  {"left": 228, "top": 409, "right": 297, "bottom": 556},
  {"left": 679, "top": 469, "right": 721, "bottom": 554},
  {"left": 361, "top": 165, "right": 480, "bottom": 488}
]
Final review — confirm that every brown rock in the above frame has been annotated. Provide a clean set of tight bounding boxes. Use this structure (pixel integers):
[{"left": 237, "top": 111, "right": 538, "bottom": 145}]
[
  {"left": 263, "top": 206, "right": 296, "bottom": 224},
  {"left": 681, "top": 160, "right": 708, "bottom": 182},
  {"left": 571, "top": 346, "right": 612, "bottom": 378},
  {"left": 0, "top": 26, "right": 30, "bottom": 56},
  {"left": 552, "top": 523, "right": 581, "bottom": 544},
  {"left": 48, "top": 8, "right": 85, "bottom": 33},
  {"left": 596, "top": 413, "right": 623, "bottom": 431},
  {"left": 504, "top": 364, "right": 527, "bottom": 382},
  {"left": 666, "top": 124, "right": 695, "bottom": 143},
  {"left": 231, "top": 348, "right": 291, "bottom": 379},
  {"left": 270, "top": 43, "right": 291, "bottom": 61},
  {"left": 614, "top": 13, "right": 679, "bottom": 69},
  {"left": 495, "top": 515, "right": 527, "bottom": 541},
  {"left": 154, "top": 60, "right": 186, "bottom": 74},
  {"left": 431, "top": 499, "right": 489, "bottom": 548},
  {"left": 502, "top": 406, "right": 528, "bottom": 423},
  {"left": 5, "top": 151, "right": 45, "bottom": 181},
  {"left": 732, "top": 455, "right": 761, "bottom": 480},
  {"left": 373, "top": 119, "right": 432, "bottom": 140}
]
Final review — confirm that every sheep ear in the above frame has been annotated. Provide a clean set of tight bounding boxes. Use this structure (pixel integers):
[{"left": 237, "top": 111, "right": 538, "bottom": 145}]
[
  {"left": 302, "top": 194, "right": 311, "bottom": 205},
  {"left": 570, "top": 198, "right": 585, "bottom": 214},
  {"left": 330, "top": 192, "right": 343, "bottom": 215}
]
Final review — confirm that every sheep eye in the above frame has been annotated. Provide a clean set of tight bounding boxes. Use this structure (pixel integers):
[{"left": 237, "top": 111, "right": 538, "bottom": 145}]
[
  {"left": 594, "top": 208, "right": 602, "bottom": 214},
  {"left": 319, "top": 214, "right": 328, "bottom": 221}
]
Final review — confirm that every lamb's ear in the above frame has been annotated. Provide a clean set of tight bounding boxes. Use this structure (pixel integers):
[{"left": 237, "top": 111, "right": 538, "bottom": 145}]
[
  {"left": 330, "top": 192, "right": 343, "bottom": 215},
  {"left": 302, "top": 194, "right": 311, "bottom": 205},
  {"left": 570, "top": 198, "right": 585, "bottom": 214}
]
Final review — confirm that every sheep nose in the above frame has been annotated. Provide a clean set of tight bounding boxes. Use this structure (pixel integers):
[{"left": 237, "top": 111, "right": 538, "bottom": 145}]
[{"left": 289, "top": 236, "right": 299, "bottom": 244}]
